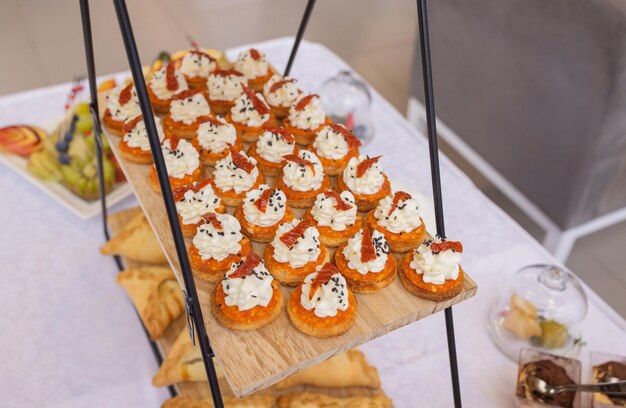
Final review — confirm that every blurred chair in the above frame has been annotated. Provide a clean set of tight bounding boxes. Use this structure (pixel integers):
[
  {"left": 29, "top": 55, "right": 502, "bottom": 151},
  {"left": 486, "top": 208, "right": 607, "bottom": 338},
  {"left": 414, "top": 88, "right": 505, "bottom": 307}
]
[{"left": 407, "top": 0, "right": 626, "bottom": 261}]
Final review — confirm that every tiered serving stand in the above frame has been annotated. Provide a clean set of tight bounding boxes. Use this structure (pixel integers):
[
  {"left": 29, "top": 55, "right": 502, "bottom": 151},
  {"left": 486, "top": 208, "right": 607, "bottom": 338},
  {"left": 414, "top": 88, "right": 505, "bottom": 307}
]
[{"left": 79, "top": 0, "right": 477, "bottom": 406}]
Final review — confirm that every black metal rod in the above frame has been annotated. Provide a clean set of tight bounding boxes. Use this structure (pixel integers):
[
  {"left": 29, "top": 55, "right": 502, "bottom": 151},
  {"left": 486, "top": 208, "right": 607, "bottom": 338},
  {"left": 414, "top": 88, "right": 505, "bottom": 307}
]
[
  {"left": 111, "top": 1, "right": 223, "bottom": 406},
  {"left": 416, "top": 0, "right": 462, "bottom": 406},
  {"left": 79, "top": 0, "right": 175, "bottom": 398},
  {"left": 284, "top": 0, "right": 316, "bottom": 76}
]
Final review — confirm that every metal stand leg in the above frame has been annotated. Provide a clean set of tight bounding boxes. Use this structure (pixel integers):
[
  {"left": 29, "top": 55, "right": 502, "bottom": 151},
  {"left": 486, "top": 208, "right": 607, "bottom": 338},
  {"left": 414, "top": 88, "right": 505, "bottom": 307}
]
[
  {"left": 78, "top": 0, "right": 175, "bottom": 399},
  {"left": 284, "top": 0, "right": 316, "bottom": 76}
]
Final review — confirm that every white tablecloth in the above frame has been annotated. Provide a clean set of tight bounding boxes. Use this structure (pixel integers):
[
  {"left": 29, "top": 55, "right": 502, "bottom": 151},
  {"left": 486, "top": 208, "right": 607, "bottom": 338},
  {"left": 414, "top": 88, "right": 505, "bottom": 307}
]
[{"left": 1, "top": 38, "right": 624, "bottom": 408}]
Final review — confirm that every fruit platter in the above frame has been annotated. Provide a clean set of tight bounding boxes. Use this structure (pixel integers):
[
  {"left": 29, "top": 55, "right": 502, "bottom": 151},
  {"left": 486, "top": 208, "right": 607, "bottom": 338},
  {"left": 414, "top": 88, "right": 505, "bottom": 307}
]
[{"left": 0, "top": 101, "right": 132, "bottom": 219}]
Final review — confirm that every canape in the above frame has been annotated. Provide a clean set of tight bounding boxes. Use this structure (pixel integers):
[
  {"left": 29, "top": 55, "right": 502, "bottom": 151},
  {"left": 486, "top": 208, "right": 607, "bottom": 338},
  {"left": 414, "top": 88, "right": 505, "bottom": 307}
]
[
  {"left": 118, "top": 115, "right": 165, "bottom": 164},
  {"left": 225, "top": 85, "right": 275, "bottom": 143},
  {"left": 275, "top": 150, "right": 330, "bottom": 208},
  {"left": 148, "top": 136, "right": 203, "bottom": 192},
  {"left": 163, "top": 89, "right": 211, "bottom": 139},
  {"left": 178, "top": 50, "right": 218, "bottom": 89},
  {"left": 173, "top": 179, "right": 226, "bottom": 238},
  {"left": 234, "top": 184, "right": 294, "bottom": 243},
  {"left": 188, "top": 212, "right": 252, "bottom": 284},
  {"left": 211, "top": 252, "right": 284, "bottom": 330},
  {"left": 211, "top": 145, "right": 264, "bottom": 206},
  {"left": 263, "top": 218, "right": 329, "bottom": 286},
  {"left": 193, "top": 115, "right": 242, "bottom": 166},
  {"left": 334, "top": 228, "right": 396, "bottom": 293},
  {"left": 336, "top": 155, "right": 391, "bottom": 211},
  {"left": 400, "top": 238, "right": 464, "bottom": 301},
  {"left": 310, "top": 123, "right": 361, "bottom": 176},
  {"left": 262, "top": 74, "right": 300, "bottom": 119},
  {"left": 233, "top": 48, "right": 273, "bottom": 92},
  {"left": 206, "top": 69, "right": 247, "bottom": 115},
  {"left": 103, "top": 82, "right": 141, "bottom": 136},
  {"left": 147, "top": 61, "right": 189, "bottom": 114},
  {"left": 247, "top": 126, "right": 297, "bottom": 176},
  {"left": 365, "top": 191, "right": 426, "bottom": 253},
  {"left": 287, "top": 263, "right": 357, "bottom": 338},
  {"left": 306, "top": 190, "right": 361, "bottom": 248},
  {"left": 283, "top": 93, "right": 328, "bottom": 146}
]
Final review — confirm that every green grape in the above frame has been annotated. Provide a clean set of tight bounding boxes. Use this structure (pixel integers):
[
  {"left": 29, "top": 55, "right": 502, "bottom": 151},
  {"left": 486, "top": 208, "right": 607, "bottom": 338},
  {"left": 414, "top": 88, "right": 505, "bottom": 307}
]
[
  {"left": 75, "top": 115, "right": 93, "bottom": 134},
  {"left": 75, "top": 103, "right": 91, "bottom": 116}
]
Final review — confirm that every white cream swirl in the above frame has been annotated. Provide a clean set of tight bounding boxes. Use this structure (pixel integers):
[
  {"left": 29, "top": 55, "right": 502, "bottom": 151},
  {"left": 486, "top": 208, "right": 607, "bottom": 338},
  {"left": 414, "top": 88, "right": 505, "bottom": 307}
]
[
  {"left": 162, "top": 138, "right": 200, "bottom": 179},
  {"left": 213, "top": 151, "right": 259, "bottom": 194},
  {"left": 287, "top": 94, "right": 326, "bottom": 130},
  {"left": 107, "top": 85, "right": 141, "bottom": 121},
  {"left": 150, "top": 67, "right": 188, "bottom": 101},
  {"left": 310, "top": 191, "right": 357, "bottom": 232},
  {"left": 222, "top": 259, "right": 274, "bottom": 311},
  {"left": 197, "top": 117, "right": 236, "bottom": 153},
  {"left": 281, "top": 150, "right": 324, "bottom": 192},
  {"left": 313, "top": 125, "right": 350, "bottom": 160},
  {"left": 192, "top": 213, "right": 243, "bottom": 261},
  {"left": 263, "top": 75, "right": 299, "bottom": 107},
  {"left": 207, "top": 72, "right": 246, "bottom": 101},
  {"left": 374, "top": 194, "right": 422, "bottom": 234},
  {"left": 170, "top": 93, "right": 211, "bottom": 125},
  {"left": 175, "top": 183, "right": 221, "bottom": 225},
  {"left": 300, "top": 270, "right": 349, "bottom": 318},
  {"left": 242, "top": 185, "right": 287, "bottom": 227},
  {"left": 410, "top": 239, "right": 461, "bottom": 284},
  {"left": 255, "top": 129, "right": 295, "bottom": 163},
  {"left": 342, "top": 230, "right": 389, "bottom": 274},
  {"left": 233, "top": 49, "right": 269, "bottom": 79},
  {"left": 180, "top": 51, "right": 216, "bottom": 79},
  {"left": 343, "top": 155, "right": 385, "bottom": 195},
  {"left": 123, "top": 116, "right": 165, "bottom": 151},
  {"left": 229, "top": 91, "right": 270, "bottom": 127},
  {"left": 271, "top": 219, "right": 321, "bottom": 268}
]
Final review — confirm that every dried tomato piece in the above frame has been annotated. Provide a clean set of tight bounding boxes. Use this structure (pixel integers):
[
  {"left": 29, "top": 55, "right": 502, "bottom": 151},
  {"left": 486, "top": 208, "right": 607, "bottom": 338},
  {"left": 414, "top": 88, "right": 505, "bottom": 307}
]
[
  {"left": 212, "top": 69, "right": 244, "bottom": 77},
  {"left": 192, "top": 178, "right": 213, "bottom": 192},
  {"left": 387, "top": 191, "right": 412, "bottom": 216},
  {"left": 269, "top": 78, "right": 296, "bottom": 93},
  {"left": 360, "top": 228, "right": 377, "bottom": 263},
  {"left": 172, "top": 89, "right": 201, "bottom": 101},
  {"left": 309, "top": 263, "right": 338, "bottom": 301},
  {"left": 123, "top": 115, "right": 143, "bottom": 134},
  {"left": 201, "top": 213, "right": 223, "bottom": 230},
  {"left": 241, "top": 85, "right": 270, "bottom": 115},
  {"left": 323, "top": 191, "right": 352, "bottom": 211},
  {"left": 430, "top": 240, "right": 463, "bottom": 254},
  {"left": 329, "top": 123, "right": 361, "bottom": 149},
  {"left": 253, "top": 187, "right": 275, "bottom": 213},
  {"left": 228, "top": 144, "right": 255, "bottom": 174},
  {"left": 189, "top": 50, "right": 216, "bottom": 63},
  {"left": 197, "top": 115, "right": 225, "bottom": 127},
  {"left": 230, "top": 252, "right": 262, "bottom": 279},
  {"left": 249, "top": 48, "right": 262, "bottom": 61},
  {"left": 355, "top": 155, "right": 382, "bottom": 178},
  {"left": 119, "top": 83, "right": 133, "bottom": 105},
  {"left": 264, "top": 126, "right": 294, "bottom": 144},
  {"left": 165, "top": 61, "right": 179, "bottom": 91},
  {"left": 279, "top": 218, "right": 313, "bottom": 248},
  {"left": 294, "top": 94, "right": 318, "bottom": 111},
  {"left": 284, "top": 154, "right": 315, "bottom": 174},
  {"left": 167, "top": 136, "right": 181, "bottom": 151},
  {"left": 172, "top": 185, "right": 193, "bottom": 202}
]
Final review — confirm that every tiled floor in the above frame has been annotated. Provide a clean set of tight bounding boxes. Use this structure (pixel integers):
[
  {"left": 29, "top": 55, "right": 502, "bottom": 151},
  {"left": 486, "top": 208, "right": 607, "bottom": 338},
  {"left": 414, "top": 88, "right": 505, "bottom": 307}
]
[{"left": 2, "top": 0, "right": 625, "bottom": 317}]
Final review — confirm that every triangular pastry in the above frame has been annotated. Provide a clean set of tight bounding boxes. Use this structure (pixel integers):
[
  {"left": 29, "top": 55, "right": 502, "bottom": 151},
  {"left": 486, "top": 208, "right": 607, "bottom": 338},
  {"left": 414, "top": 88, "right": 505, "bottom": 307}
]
[
  {"left": 277, "top": 392, "right": 393, "bottom": 408},
  {"left": 275, "top": 349, "right": 381, "bottom": 390},
  {"left": 162, "top": 395, "right": 276, "bottom": 408},
  {"left": 153, "top": 329, "right": 225, "bottom": 386},
  {"left": 116, "top": 266, "right": 183, "bottom": 340},
  {"left": 101, "top": 212, "right": 168, "bottom": 264}
]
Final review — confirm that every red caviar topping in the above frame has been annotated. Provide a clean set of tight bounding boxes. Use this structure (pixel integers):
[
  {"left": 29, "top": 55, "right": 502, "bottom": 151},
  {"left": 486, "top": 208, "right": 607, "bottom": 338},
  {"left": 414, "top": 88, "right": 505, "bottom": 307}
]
[
  {"left": 430, "top": 241, "right": 463, "bottom": 254},
  {"left": 356, "top": 155, "right": 382, "bottom": 178},
  {"left": 294, "top": 94, "right": 318, "bottom": 111},
  {"left": 230, "top": 252, "right": 262, "bottom": 279},
  {"left": 241, "top": 85, "right": 270, "bottom": 115},
  {"left": 269, "top": 78, "right": 296, "bottom": 93},
  {"left": 360, "top": 228, "right": 377, "bottom": 263},
  {"left": 323, "top": 191, "right": 352, "bottom": 211},
  {"left": 123, "top": 115, "right": 143, "bottom": 134},
  {"left": 387, "top": 191, "right": 412, "bottom": 216},
  {"left": 228, "top": 144, "right": 255, "bottom": 174},
  {"left": 263, "top": 126, "right": 294, "bottom": 143},
  {"left": 165, "top": 61, "right": 179, "bottom": 91},
  {"left": 284, "top": 154, "right": 315, "bottom": 174},
  {"left": 119, "top": 83, "right": 133, "bottom": 105},
  {"left": 279, "top": 218, "right": 313, "bottom": 249},
  {"left": 329, "top": 123, "right": 361, "bottom": 149},
  {"left": 201, "top": 213, "right": 223, "bottom": 230},
  {"left": 253, "top": 187, "right": 275, "bottom": 213},
  {"left": 309, "top": 263, "right": 338, "bottom": 301}
]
